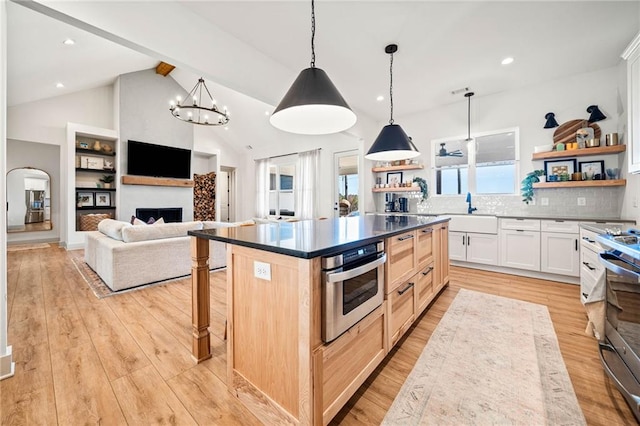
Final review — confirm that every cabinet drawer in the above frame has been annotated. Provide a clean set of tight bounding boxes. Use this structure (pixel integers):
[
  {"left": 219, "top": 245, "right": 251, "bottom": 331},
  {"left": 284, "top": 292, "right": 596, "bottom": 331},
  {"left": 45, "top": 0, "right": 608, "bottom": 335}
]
[
  {"left": 580, "top": 246, "right": 604, "bottom": 277},
  {"left": 541, "top": 220, "right": 579, "bottom": 234},
  {"left": 415, "top": 263, "right": 435, "bottom": 314},
  {"left": 580, "top": 270, "right": 598, "bottom": 304},
  {"left": 416, "top": 226, "right": 434, "bottom": 268},
  {"left": 386, "top": 231, "right": 417, "bottom": 290},
  {"left": 579, "top": 227, "right": 601, "bottom": 252},
  {"left": 388, "top": 280, "right": 416, "bottom": 348},
  {"left": 317, "top": 304, "right": 386, "bottom": 423},
  {"left": 500, "top": 218, "right": 540, "bottom": 231}
]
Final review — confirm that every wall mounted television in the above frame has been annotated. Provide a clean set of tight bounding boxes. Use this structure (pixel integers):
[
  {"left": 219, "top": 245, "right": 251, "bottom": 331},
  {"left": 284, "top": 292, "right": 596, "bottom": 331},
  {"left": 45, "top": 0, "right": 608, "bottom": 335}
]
[{"left": 127, "top": 140, "right": 191, "bottom": 179}]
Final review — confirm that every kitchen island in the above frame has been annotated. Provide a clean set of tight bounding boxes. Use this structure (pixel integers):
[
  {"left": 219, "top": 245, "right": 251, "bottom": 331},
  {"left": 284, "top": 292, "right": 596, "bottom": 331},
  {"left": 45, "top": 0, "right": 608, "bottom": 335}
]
[{"left": 188, "top": 214, "right": 450, "bottom": 425}]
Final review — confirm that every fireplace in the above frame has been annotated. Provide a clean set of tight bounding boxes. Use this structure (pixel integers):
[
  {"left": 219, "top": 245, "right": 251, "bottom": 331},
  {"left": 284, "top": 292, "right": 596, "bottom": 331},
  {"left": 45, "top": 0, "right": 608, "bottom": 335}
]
[{"left": 135, "top": 208, "right": 183, "bottom": 223}]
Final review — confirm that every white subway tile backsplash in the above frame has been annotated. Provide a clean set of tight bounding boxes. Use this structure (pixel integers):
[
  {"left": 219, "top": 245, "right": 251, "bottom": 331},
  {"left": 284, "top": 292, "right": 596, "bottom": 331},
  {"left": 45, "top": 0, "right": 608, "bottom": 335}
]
[{"left": 384, "top": 186, "right": 624, "bottom": 219}]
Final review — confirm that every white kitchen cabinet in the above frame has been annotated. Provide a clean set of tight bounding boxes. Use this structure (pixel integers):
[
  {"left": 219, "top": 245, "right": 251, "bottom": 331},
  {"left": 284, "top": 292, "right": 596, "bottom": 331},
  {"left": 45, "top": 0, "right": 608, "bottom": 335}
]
[
  {"left": 449, "top": 231, "right": 466, "bottom": 262},
  {"left": 541, "top": 232, "right": 579, "bottom": 277},
  {"left": 500, "top": 229, "right": 540, "bottom": 271},
  {"left": 540, "top": 220, "right": 580, "bottom": 277},
  {"left": 450, "top": 231, "right": 498, "bottom": 265},
  {"left": 622, "top": 31, "right": 640, "bottom": 174}
]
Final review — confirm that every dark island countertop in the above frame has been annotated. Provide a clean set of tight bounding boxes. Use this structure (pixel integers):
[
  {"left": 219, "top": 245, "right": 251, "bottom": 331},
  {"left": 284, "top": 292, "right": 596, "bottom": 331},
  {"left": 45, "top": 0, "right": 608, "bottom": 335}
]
[{"left": 189, "top": 214, "right": 450, "bottom": 259}]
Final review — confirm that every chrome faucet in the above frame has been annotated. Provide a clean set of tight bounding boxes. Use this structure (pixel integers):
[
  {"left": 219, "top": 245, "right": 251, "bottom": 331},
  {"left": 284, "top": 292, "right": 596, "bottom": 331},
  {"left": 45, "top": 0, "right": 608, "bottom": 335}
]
[{"left": 466, "top": 192, "right": 477, "bottom": 214}]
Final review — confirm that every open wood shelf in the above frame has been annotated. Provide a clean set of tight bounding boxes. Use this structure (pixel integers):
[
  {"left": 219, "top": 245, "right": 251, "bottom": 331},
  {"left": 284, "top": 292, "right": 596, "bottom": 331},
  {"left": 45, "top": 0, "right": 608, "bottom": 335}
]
[
  {"left": 76, "top": 206, "right": 116, "bottom": 210},
  {"left": 531, "top": 144, "right": 626, "bottom": 160},
  {"left": 532, "top": 179, "right": 626, "bottom": 188},
  {"left": 75, "top": 187, "right": 116, "bottom": 191},
  {"left": 76, "top": 147, "right": 116, "bottom": 156},
  {"left": 372, "top": 187, "right": 421, "bottom": 193},
  {"left": 372, "top": 164, "right": 424, "bottom": 172},
  {"left": 121, "top": 175, "right": 194, "bottom": 187},
  {"left": 76, "top": 168, "right": 116, "bottom": 174}
]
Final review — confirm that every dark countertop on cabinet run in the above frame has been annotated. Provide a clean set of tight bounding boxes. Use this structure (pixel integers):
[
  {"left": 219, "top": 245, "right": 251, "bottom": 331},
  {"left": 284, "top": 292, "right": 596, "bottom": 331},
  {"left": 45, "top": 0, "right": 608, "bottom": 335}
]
[
  {"left": 369, "top": 212, "right": 635, "bottom": 224},
  {"left": 189, "top": 215, "right": 450, "bottom": 259}
]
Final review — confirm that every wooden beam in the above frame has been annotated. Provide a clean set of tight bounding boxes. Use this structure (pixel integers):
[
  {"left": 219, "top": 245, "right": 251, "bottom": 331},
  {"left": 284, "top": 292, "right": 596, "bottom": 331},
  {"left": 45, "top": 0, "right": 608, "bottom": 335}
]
[{"left": 156, "top": 62, "right": 175, "bottom": 76}]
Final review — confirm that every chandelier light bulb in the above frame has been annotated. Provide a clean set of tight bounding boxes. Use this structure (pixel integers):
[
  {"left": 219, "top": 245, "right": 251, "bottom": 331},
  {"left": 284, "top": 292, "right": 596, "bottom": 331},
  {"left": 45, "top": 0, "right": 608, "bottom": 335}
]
[
  {"left": 192, "top": 96, "right": 197, "bottom": 106},
  {"left": 169, "top": 100, "right": 175, "bottom": 107}
]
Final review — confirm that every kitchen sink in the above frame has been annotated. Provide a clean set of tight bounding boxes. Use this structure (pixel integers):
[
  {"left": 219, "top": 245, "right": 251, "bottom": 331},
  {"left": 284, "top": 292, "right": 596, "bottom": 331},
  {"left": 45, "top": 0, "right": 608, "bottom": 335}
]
[{"left": 448, "top": 214, "right": 498, "bottom": 234}]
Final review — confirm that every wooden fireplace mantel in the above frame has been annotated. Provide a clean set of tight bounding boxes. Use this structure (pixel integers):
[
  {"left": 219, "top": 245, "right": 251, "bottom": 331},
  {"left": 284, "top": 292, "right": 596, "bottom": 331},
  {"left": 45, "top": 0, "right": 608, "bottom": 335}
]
[{"left": 121, "top": 175, "right": 194, "bottom": 187}]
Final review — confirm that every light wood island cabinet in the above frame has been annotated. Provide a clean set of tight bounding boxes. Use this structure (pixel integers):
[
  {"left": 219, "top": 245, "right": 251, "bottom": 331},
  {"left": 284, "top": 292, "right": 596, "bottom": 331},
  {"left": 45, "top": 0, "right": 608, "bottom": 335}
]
[{"left": 189, "top": 215, "right": 450, "bottom": 425}]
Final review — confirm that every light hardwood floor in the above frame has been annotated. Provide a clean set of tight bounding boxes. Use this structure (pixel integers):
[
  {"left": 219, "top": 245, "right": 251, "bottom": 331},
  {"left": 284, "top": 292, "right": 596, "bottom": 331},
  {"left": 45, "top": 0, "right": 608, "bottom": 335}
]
[{"left": 2, "top": 244, "right": 635, "bottom": 425}]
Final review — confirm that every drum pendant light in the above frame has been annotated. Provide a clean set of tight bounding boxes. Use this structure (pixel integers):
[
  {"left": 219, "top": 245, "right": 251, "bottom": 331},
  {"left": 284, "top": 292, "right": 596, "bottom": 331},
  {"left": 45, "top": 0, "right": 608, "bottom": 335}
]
[
  {"left": 270, "top": 0, "right": 356, "bottom": 135},
  {"left": 365, "top": 44, "right": 420, "bottom": 161}
]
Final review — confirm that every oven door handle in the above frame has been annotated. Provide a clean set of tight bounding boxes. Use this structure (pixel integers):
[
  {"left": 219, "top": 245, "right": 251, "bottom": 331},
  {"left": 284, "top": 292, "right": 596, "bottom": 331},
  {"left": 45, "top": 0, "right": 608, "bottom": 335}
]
[
  {"left": 599, "top": 252, "right": 640, "bottom": 279},
  {"left": 326, "top": 254, "right": 387, "bottom": 283},
  {"left": 599, "top": 342, "right": 640, "bottom": 412}
]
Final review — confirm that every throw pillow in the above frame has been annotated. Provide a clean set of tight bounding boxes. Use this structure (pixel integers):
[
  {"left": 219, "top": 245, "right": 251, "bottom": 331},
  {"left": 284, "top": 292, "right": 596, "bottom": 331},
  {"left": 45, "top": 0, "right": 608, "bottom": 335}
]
[
  {"left": 130, "top": 216, "right": 164, "bottom": 225},
  {"left": 98, "top": 219, "right": 132, "bottom": 241}
]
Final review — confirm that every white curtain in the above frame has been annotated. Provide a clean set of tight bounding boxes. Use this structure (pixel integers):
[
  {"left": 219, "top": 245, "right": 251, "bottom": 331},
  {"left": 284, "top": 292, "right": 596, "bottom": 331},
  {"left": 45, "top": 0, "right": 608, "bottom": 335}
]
[
  {"left": 255, "top": 158, "right": 270, "bottom": 218},
  {"left": 295, "top": 149, "right": 320, "bottom": 220}
]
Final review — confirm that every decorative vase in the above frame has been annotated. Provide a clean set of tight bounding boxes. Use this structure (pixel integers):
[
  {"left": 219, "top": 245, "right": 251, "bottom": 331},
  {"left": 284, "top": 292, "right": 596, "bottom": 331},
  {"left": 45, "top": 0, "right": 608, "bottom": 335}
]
[{"left": 93, "top": 140, "right": 101, "bottom": 151}]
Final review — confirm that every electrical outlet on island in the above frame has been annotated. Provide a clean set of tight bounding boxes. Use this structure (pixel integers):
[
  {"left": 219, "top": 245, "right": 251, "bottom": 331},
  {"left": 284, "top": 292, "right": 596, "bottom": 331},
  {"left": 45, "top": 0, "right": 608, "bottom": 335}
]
[{"left": 254, "top": 261, "right": 271, "bottom": 281}]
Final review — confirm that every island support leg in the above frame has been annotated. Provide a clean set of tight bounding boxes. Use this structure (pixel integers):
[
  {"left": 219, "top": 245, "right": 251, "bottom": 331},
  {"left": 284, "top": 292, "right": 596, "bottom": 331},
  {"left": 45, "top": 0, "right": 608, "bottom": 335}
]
[{"left": 190, "top": 236, "right": 212, "bottom": 363}]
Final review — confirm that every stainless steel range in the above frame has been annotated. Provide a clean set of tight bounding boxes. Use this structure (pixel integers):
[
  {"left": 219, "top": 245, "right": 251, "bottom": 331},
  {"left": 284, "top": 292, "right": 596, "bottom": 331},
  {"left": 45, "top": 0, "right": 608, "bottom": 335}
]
[{"left": 596, "top": 228, "right": 640, "bottom": 421}]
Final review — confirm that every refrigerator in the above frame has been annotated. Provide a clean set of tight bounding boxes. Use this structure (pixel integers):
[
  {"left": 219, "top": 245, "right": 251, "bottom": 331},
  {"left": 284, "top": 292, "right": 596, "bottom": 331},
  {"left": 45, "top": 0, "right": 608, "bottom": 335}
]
[{"left": 25, "top": 190, "right": 45, "bottom": 224}]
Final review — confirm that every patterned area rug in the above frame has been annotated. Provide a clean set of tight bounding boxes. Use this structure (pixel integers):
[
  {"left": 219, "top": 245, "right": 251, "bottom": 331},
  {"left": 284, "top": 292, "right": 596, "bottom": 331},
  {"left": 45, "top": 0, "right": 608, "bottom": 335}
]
[
  {"left": 382, "top": 289, "right": 586, "bottom": 425},
  {"left": 69, "top": 251, "right": 189, "bottom": 299}
]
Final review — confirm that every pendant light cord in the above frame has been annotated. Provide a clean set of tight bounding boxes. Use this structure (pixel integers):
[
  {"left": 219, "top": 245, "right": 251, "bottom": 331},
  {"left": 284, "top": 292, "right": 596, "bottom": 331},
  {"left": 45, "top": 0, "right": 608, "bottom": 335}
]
[
  {"left": 389, "top": 50, "right": 394, "bottom": 124},
  {"left": 467, "top": 93, "right": 470, "bottom": 140},
  {"left": 310, "top": 0, "right": 316, "bottom": 68},
  {"left": 465, "top": 91, "right": 474, "bottom": 141}
]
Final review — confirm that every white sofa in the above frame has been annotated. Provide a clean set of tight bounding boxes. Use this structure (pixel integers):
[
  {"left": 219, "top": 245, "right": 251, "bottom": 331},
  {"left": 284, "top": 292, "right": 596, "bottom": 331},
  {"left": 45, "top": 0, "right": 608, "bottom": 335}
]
[{"left": 84, "top": 219, "right": 248, "bottom": 292}]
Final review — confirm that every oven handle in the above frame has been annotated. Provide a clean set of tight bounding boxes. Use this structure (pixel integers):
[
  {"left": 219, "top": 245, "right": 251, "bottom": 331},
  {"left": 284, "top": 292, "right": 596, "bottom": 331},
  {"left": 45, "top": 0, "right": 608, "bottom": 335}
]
[
  {"left": 326, "top": 254, "right": 387, "bottom": 283},
  {"left": 599, "top": 342, "right": 640, "bottom": 412},
  {"left": 599, "top": 252, "right": 640, "bottom": 278}
]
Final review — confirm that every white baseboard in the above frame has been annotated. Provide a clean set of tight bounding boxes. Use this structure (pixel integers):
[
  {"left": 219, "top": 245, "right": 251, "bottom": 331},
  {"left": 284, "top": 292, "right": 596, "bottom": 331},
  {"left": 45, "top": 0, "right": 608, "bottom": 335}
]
[
  {"left": 0, "top": 345, "right": 15, "bottom": 380},
  {"left": 451, "top": 261, "right": 580, "bottom": 285}
]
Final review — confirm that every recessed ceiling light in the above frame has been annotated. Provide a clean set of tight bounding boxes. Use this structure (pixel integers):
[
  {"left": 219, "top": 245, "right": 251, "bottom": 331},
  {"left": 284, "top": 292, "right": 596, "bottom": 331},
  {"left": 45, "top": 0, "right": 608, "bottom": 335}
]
[
  {"left": 501, "top": 57, "right": 514, "bottom": 65},
  {"left": 62, "top": 38, "right": 75, "bottom": 45},
  {"left": 56, "top": 82, "right": 64, "bottom": 88},
  {"left": 265, "top": 111, "right": 270, "bottom": 116},
  {"left": 376, "top": 95, "right": 384, "bottom": 102}
]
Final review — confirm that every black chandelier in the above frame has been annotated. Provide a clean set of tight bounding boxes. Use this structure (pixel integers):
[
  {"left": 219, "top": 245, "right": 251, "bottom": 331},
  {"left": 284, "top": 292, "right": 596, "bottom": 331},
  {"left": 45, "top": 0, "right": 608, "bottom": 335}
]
[{"left": 169, "top": 78, "right": 230, "bottom": 126}]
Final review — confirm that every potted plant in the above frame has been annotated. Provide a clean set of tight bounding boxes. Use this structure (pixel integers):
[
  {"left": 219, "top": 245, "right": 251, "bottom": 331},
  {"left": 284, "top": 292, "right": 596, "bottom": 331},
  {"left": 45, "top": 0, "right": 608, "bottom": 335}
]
[
  {"left": 521, "top": 170, "right": 545, "bottom": 204},
  {"left": 100, "top": 174, "right": 115, "bottom": 189},
  {"left": 413, "top": 177, "right": 428, "bottom": 202}
]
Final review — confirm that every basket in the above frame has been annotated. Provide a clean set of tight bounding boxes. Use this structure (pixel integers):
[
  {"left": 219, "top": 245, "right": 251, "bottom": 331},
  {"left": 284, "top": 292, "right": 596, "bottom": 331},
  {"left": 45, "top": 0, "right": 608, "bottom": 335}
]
[{"left": 79, "top": 213, "right": 112, "bottom": 231}]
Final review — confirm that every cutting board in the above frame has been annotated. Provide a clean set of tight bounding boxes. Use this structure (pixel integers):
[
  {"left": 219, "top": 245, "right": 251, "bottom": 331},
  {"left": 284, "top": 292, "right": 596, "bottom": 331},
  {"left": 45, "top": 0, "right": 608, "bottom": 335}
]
[{"left": 553, "top": 119, "right": 601, "bottom": 147}]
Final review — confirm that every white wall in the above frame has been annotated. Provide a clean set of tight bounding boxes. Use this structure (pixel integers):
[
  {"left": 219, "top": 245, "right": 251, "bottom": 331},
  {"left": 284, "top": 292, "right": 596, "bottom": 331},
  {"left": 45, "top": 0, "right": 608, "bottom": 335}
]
[
  {"left": 7, "top": 86, "right": 114, "bottom": 145},
  {"left": 368, "top": 66, "right": 631, "bottom": 219}
]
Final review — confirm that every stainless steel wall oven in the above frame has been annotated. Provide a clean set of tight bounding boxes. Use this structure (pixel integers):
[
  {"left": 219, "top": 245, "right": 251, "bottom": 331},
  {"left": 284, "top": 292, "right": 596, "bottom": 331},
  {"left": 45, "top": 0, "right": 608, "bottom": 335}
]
[{"left": 321, "top": 241, "right": 386, "bottom": 343}]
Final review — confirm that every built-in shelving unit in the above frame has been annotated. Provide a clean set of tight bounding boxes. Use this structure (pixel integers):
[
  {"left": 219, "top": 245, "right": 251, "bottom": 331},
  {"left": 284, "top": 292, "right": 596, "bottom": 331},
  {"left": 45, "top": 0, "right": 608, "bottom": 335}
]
[
  {"left": 531, "top": 144, "right": 626, "bottom": 160},
  {"left": 65, "top": 123, "right": 119, "bottom": 249},
  {"left": 533, "top": 179, "right": 626, "bottom": 188}
]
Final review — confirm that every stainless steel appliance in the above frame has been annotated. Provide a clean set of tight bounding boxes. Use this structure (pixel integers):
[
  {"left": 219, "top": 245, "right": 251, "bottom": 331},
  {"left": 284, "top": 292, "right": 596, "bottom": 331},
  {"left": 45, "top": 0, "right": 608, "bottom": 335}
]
[
  {"left": 597, "top": 228, "right": 640, "bottom": 421},
  {"left": 321, "top": 241, "right": 386, "bottom": 343},
  {"left": 398, "top": 197, "right": 408, "bottom": 212},
  {"left": 25, "top": 190, "right": 45, "bottom": 224}
]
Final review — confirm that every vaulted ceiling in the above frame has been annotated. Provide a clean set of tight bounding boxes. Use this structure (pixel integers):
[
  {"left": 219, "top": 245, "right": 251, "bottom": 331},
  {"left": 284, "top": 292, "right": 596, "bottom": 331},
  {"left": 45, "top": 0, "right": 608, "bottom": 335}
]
[{"left": 7, "top": 1, "right": 640, "bottom": 130}]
